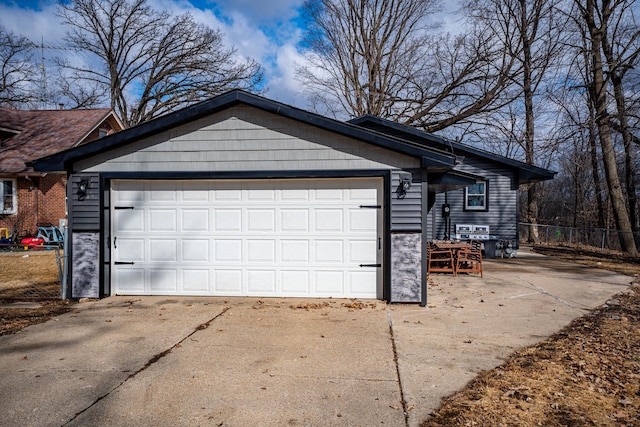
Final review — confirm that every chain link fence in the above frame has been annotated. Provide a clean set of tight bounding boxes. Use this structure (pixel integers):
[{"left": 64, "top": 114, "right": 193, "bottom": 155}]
[{"left": 519, "top": 222, "right": 640, "bottom": 252}]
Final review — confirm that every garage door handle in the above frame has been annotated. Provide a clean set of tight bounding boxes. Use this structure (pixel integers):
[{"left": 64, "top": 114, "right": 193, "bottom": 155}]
[
  {"left": 115, "top": 261, "right": 135, "bottom": 265},
  {"left": 359, "top": 264, "right": 381, "bottom": 268}
]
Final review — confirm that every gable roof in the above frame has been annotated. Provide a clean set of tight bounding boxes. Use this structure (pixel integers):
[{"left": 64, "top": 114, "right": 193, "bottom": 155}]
[
  {"left": 0, "top": 107, "right": 123, "bottom": 174},
  {"left": 31, "top": 90, "right": 457, "bottom": 173},
  {"left": 349, "top": 115, "right": 556, "bottom": 184}
]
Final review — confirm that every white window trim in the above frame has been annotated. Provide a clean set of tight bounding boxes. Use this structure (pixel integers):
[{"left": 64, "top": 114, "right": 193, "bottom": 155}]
[
  {"left": 1, "top": 178, "right": 17, "bottom": 215},
  {"left": 464, "top": 181, "right": 488, "bottom": 211}
]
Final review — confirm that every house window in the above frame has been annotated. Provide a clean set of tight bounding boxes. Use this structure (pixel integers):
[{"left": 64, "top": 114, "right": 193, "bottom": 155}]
[
  {"left": 464, "top": 181, "right": 488, "bottom": 211},
  {"left": 98, "top": 128, "right": 109, "bottom": 138},
  {"left": 1, "top": 179, "right": 17, "bottom": 214}
]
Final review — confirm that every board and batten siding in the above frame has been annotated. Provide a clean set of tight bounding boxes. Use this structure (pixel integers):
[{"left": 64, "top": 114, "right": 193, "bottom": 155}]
[
  {"left": 427, "top": 157, "right": 518, "bottom": 240},
  {"left": 74, "top": 105, "right": 419, "bottom": 173}
]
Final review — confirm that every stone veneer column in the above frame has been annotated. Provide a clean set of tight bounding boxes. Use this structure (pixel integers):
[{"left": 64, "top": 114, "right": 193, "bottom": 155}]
[{"left": 390, "top": 233, "right": 422, "bottom": 302}]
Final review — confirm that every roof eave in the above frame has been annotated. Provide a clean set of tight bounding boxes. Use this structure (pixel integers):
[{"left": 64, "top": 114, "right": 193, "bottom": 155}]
[{"left": 32, "top": 90, "right": 457, "bottom": 172}]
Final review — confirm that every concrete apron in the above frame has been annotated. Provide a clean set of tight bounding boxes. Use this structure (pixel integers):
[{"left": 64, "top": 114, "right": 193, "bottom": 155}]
[
  {"left": 393, "top": 248, "right": 633, "bottom": 426},
  {"left": 0, "top": 297, "right": 404, "bottom": 427},
  {"left": 0, "top": 248, "right": 633, "bottom": 427}
]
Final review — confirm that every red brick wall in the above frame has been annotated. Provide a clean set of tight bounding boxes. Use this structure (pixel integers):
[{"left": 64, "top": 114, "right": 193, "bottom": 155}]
[{"left": 0, "top": 174, "right": 67, "bottom": 237}]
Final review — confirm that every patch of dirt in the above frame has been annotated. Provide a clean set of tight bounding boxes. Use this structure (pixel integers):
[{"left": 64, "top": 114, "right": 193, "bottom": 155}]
[
  {"left": 423, "top": 245, "right": 640, "bottom": 426},
  {"left": 0, "top": 300, "right": 76, "bottom": 336}
]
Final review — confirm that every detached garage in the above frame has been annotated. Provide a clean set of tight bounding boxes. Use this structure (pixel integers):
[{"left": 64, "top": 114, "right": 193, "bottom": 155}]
[{"left": 31, "top": 90, "right": 487, "bottom": 305}]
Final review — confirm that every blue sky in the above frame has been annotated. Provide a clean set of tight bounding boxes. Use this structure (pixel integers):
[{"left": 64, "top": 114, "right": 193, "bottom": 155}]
[
  {"left": 0, "top": 0, "right": 310, "bottom": 107},
  {"left": 0, "top": 0, "right": 462, "bottom": 111}
]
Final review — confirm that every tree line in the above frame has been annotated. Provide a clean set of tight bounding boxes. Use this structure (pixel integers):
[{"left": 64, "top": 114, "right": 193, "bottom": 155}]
[{"left": 1, "top": 0, "right": 638, "bottom": 256}]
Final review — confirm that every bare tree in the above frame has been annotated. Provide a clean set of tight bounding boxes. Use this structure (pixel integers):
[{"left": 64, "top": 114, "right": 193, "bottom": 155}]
[
  {"left": 57, "top": 0, "right": 263, "bottom": 127},
  {"left": 573, "top": 0, "right": 638, "bottom": 256},
  {"left": 599, "top": 0, "right": 640, "bottom": 237},
  {"left": 298, "top": 0, "right": 439, "bottom": 119},
  {"left": 0, "top": 26, "right": 38, "bottom": 107},
  {"left": 462, "top": 0, "right": 563, "bottom": 243},
  {"left": 297, "top": 0, "right": 518, "bottom": 130}
]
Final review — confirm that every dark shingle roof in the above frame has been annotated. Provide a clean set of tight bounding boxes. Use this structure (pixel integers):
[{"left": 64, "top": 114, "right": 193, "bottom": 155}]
[{"left": 0, "top": 108, "right": 118, "bottom": 174}]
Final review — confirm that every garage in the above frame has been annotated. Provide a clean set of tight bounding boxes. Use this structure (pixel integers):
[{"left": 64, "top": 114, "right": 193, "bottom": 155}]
[
  {"left": 111, "top": 178, "right": 383, "bottom": 298},
  {"left": 33, "top": 90, "right": 463, "bottom": 303}
]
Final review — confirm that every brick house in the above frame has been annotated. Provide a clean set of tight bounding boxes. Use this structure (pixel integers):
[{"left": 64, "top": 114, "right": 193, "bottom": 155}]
[{"left": 0, "top": 107, "right": 123, "bottom": 236}]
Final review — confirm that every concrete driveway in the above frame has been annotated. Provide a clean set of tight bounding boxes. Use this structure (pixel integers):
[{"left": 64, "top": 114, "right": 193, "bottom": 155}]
[{"left": 0, "top": 248, "right": 633, "bottom": 427}]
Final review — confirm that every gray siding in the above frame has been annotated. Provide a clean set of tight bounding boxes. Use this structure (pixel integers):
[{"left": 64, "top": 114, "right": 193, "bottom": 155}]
[
  {"left": 69, "top": 174, "right": 100, "bottom": 231},
  {"left": 427, "top": 157, "right": 518, "bottom": 240},
  {"left": 75, "top": 106, "right": 419, "bottom": 173},
  {"left": 390, "top": 170, "right": 422, "bottom": 231}
]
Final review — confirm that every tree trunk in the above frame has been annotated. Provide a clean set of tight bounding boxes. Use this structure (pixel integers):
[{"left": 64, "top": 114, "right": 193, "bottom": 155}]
[
  {"left": 600, "top": 15, "right": 639, "bottom": 241},
  {"left": 583, "top": 0, "right": 638, "bottom": 256}
]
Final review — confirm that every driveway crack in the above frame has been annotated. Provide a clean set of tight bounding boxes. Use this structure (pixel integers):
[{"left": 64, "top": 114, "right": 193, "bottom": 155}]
[
  {"left": 386, "top": 308, "right": 409, "bottom": 427},
  {"left": 61, "top": 306, "right": 230, "bottom": 426}
]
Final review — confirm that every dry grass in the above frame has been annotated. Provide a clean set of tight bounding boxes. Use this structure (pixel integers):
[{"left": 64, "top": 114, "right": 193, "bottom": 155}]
[
  {"left": 423, "top": 246, "right": 640, "bottom": 427},
  {"left": 0, "top": 250, "right": 73, "bottom": 335},
  {"left": 0, "top": 251, "right": 61, "bottom": 287}
]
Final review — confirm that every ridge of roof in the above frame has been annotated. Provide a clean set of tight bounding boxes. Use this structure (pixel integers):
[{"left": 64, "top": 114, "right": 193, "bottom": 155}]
[
  {"left": 31, "top": 90, "right": 457, "bottom": 172},
  {"left": 0, "top": 107, "right": 121, "bottom": 174},
  {"left": 349, "top": 114, "right": 556, "bottom": 182}
]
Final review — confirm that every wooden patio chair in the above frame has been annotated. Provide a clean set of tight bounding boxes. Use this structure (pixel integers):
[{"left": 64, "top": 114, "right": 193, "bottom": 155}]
[
  {"left": 455, "top": 240, "right": 483, "bottom": 277},
  {"left": 427, "top": 241, "right": 456, "bottom": 277}
]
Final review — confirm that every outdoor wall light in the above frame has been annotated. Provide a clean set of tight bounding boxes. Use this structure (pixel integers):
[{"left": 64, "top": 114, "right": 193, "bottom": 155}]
[
  {"left": 77, "top": 179, "right": 89, "bottom": 201},
  {"left": 395, "top": 175, "right": 412, "bottom": 199}
]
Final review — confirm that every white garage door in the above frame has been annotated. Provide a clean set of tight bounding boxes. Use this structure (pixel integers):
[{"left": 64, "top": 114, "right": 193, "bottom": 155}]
[{"left": 111, "top": 179, "right": 382, "bottom": 298}]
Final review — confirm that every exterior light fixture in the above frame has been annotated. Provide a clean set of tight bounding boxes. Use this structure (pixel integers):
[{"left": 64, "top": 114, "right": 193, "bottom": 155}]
[
  {"left": 395, "top": 175, "right": 412, "bottom": 199},
  {"left": 77, "top": 179, "right": 89, "bottom": 201}
]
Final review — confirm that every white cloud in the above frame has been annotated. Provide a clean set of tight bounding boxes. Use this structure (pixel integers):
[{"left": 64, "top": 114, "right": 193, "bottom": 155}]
[{"left": 0, "top": 2, "right": 65, "bottom": 44}]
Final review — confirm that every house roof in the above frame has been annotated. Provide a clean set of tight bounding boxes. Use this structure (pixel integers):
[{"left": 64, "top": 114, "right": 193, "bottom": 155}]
[
  {"left": 0, "top": 107, "right": 123, "bottom": 174},
  {"left": 30, "top": 90, "right": 555, "bottom": 186},
  {"left": 349, "top": 115, "right": 556, "bottom": 184},
  {"left": 31, "top": 90, "right": 458, "bottom": 173}
]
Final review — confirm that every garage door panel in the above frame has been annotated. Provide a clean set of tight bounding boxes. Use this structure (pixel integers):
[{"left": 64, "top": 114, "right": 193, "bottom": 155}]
[
  {"left": 117, "top": 239, "right": 145, "bottom": 261},
  {"left": 349, "top": 240, "right": 377, "bottom": 262},
  {"left": 115, "top": 268, "right": 145, "bottom": 292},
  {"left": 148, "top": 181, "right": 177, "bottom": 201},
  {"left": 281, "top": 240, "right": 309, "bottom": 262},
  {"left": 315, "top": 188, "right": 343, "bottom": 200},
  {"left": 182, "top": 240, "right": 209, "bottom": 262},
  {"left": 349, "top": 188, "right": 377, "bottom": 200},
  {"left": 149, "top": 239, "right": 177, "bottom": 262},
  {"left": 248, "top": 240, "right": 276, "bottom": 262},
  {"left": 114, "top": 210, "right": 144, "bottom": 232},
  {"left": 247, "top": 209, "right": 276, "bottom": 231},
  {"left": 182, "top": 269, "right": 210, "bottom": 292},
  {"left": 182, "top": 209, "right": 209, "bottom": 231},
  {"left": 349, "top": 209, "right": 377, "bottom": 231},
  {"left": 315, "top": 240, "right": 344, "bottom": 263},
  {"left": 247, "top": 188, "right": 275, "bottom": 201},
  {"left": 214, "top": 240, "right": 242, "bottom": 262},
  {"left": 350, "top": 271, "right": 377, "bottom": 295},
  {"left": 113, "top": 178, "right": 381, "bottom": 298},
  {"left": 315, "top": 210, "right": 343, "bottom": 232},
  {"left": 115, "top": 181, "right": 145, "bottom": 203},
  {"left": 215, "top": 209, "right": 242, "bottom": 231},
  {"left": 315, "top": 271, "right": 344, "bottom": 294},
  {"left": 248, "top": 270, "right": 276, "bottom": 293},
  {"left": 149, "top": 209, "right": 177, "bottom": 232},
  {"left": 214, "top": 270, "right": 242, "bottom": 293},
  {"left": 281, "top": 271, "right": 310, "bottom": 294},
  {"left": 149, "top": 269, "right": 177, "bottom": 292},
  {"left": 280, "top": 209, "right": 309, "bottom": 231},
  {"left": 281, "top": 188, "right": 309, "bottom": 201}
]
